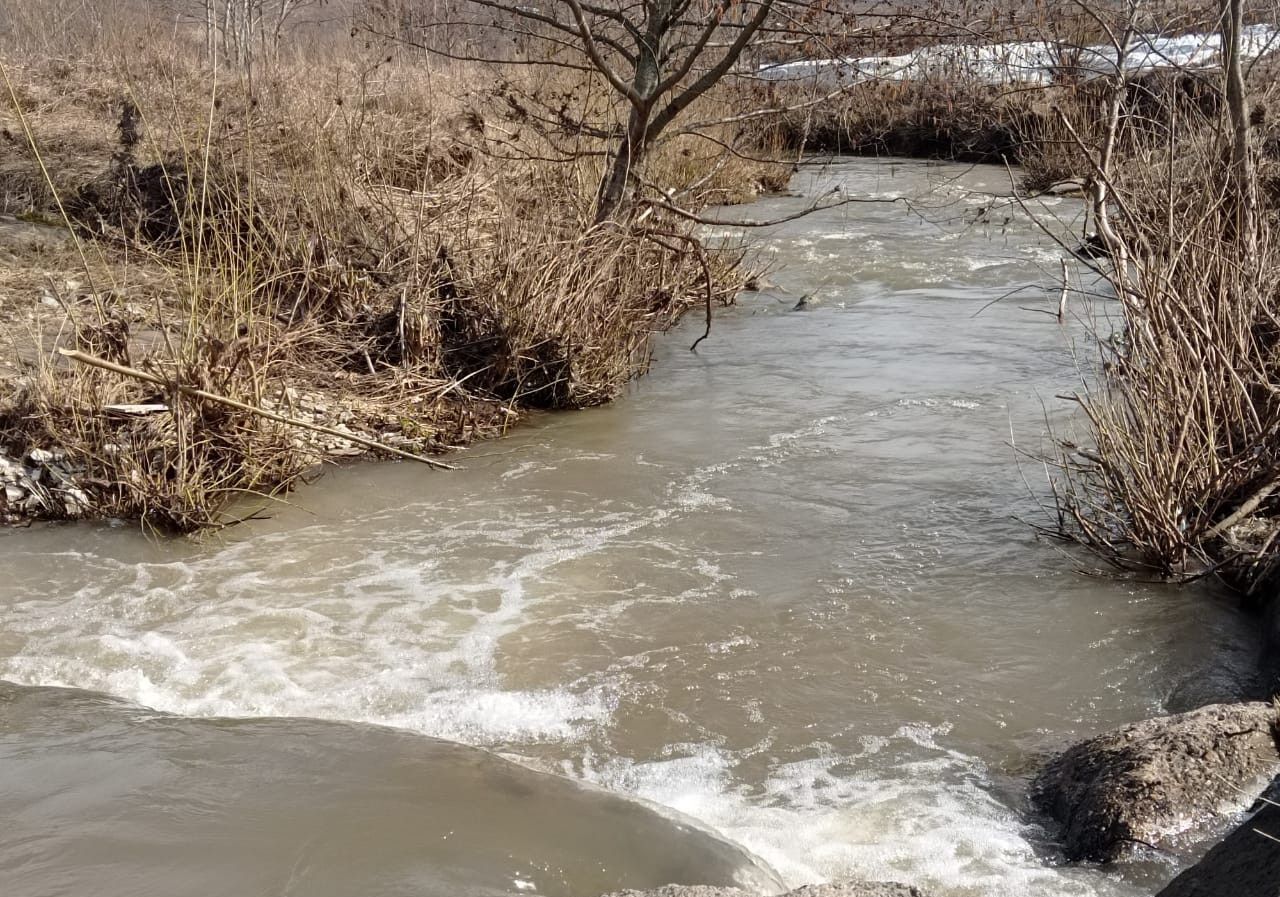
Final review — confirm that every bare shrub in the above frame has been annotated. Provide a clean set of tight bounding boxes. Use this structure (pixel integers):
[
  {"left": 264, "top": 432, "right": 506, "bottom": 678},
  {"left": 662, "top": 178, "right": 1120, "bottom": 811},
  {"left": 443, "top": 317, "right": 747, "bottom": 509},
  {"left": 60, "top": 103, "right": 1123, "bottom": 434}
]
[{"left": 1045, "top": 28, "right": 1280, "bottom": 594}]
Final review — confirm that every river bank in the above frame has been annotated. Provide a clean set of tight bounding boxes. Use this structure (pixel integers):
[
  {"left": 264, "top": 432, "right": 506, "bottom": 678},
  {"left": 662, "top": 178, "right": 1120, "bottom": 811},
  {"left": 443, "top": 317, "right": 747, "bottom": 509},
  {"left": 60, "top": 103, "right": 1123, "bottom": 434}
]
[
  {"left": 7, "top": 12, "right": 1280, "bottom": 555},
  {"left": 0, "top": 42, "right": 790, "bottom": 531}
]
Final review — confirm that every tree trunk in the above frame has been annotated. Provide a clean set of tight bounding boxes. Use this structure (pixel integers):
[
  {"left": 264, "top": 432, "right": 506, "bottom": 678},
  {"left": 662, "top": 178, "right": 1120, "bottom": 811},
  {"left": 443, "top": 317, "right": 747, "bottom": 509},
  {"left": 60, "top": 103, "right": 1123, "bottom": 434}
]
[
  {"left": 205, "top": 0, "right": 216, "bottom": 62},
  {"left": 1092, "top": 12, "right": 1137, "bottom": 293},
  {"left": 591, "top": 3, "right": 666, "bottom": 224},
  {"left": 1222, "top": 0, "right": 1257, "bottom": 252},
  {"left": 595, "top": 109, "right": 650, "bottom": 224}
]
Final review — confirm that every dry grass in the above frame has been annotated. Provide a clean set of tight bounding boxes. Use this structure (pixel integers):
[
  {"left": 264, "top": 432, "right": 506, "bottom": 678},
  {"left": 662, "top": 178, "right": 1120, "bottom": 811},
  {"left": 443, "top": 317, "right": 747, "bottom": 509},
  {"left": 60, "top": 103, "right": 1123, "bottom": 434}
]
[
  {"left": 0, "top": 15, "right": 764, "bottom": 532},
  {"left": 751, "top": 78, "right": 1033, "bottom": 163}
]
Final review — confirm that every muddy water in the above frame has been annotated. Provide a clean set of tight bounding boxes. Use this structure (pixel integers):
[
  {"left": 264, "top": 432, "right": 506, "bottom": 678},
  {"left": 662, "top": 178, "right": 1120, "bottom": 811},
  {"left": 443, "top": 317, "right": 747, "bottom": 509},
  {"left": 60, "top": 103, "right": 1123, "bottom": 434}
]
[
  {"left": 0, "top": 159, "right": 1262, "bottom": 897},
  {"left": 0, "top": 683, "right": 782, "bottom": 897}
]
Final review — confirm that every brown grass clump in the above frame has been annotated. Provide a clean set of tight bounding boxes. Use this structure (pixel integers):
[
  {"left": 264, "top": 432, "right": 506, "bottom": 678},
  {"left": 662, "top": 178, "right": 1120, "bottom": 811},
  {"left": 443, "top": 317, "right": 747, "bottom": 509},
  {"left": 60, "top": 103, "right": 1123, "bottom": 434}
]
[
  {"left": 0, "top": 19, "right": 759, "bottom": 532},
  {"left": 1045, "top": 65, "right": 1280, "bottom": 595}
]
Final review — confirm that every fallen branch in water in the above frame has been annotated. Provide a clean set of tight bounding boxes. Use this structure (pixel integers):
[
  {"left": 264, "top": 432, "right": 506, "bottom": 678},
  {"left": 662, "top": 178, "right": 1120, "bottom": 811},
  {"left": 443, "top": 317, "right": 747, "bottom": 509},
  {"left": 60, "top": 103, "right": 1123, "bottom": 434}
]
[
  {"left": 1058, "top": 257, "right": 1070, "bottom": 323},
  {"left": 57, "top": 349, "right": 458, "bottom": 470}
]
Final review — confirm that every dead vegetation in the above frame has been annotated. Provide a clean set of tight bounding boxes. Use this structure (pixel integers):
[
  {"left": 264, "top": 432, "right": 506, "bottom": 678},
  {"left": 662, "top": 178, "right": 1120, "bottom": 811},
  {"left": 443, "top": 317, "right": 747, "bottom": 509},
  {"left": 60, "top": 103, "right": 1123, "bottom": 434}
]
[
  {"left": 748, "top": 78, "right": 1032, "bottom": 163},
  {"left": 0, "top": 15, "right": 766, "bottom": 532},
  {"left": 1043, "top": 61, "right": 1280, "bottom": 596}
]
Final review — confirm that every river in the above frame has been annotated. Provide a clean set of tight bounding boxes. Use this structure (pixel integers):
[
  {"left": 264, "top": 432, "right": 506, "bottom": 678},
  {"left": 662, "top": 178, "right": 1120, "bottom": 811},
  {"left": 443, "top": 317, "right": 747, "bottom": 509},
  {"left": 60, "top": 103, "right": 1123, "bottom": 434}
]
[{"left": 0, "top": 158, "right": 1261, "bottom": 897}]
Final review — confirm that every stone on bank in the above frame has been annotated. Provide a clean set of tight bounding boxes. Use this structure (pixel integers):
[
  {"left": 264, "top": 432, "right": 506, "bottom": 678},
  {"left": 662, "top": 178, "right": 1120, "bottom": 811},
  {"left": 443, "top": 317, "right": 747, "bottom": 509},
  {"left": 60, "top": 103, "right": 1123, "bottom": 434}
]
[
  {"left": 0, "top": 448, "right": 91, "bottom": 523},
  {"left": 1031, "top": 701, "right": 1280, "bottom": 863}
]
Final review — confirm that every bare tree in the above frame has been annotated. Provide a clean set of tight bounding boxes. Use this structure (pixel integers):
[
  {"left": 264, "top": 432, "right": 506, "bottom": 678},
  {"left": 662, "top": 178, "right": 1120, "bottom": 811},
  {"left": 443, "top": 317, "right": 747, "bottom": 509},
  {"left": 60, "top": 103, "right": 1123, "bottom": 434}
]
[
  {"left": 369, "top": 0, "right": 835, "bottom": 223},
  {"left": 166, "top": 0, "right": 330, "bottom": 66},
  {"left": 1221, "top": 0, "right": 1258, "bottom": 249}
]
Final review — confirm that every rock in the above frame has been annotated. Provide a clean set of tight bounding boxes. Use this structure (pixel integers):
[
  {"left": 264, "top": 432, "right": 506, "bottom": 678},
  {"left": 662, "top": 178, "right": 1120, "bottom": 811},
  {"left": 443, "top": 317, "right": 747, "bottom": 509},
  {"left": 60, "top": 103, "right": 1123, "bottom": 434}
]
[
  {"left": 1072, "top": 232, "right": 1113, "bottom": 260},
  {"left": 1032, "top": 702, "right": 1280, "bottom": 862},
  {"left": 3, "top": 484, "right": 23, "bottom": 504},
  {"left": 600, "top": 882, "right": 930, "bottom": 897},
  {"left": 25, "top": 448, "right": 53, "bottom": 465},
  {"left": 1039, "top": 178, "right": 1087, "bottom": 197},
  {"left": 62, "top": 487, "right": 90, "bottom": 516},
  {"left": 783, "top": 885, "right": 928, "bottom": 897},
  {"left": 1156, "top": 776, "right": 1280, "bottom": 897},
  {"left": 17, "top": 475, "right": 45, "bottom": 504},
  {"left": 0, "top": 683, "right": 787, "bottom": 897}
]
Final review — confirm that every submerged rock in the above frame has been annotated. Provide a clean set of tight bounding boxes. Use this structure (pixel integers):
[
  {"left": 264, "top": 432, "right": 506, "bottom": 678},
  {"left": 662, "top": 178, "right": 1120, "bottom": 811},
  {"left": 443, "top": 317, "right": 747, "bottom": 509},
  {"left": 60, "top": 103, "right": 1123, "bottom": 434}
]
[
  {"left": 0, "top": 682, "right": 785, "bottom": 897},
  {"left": 1038, "top": 178, "right": 1087, "bottom": 197},
  {"left": 1032, "top": 702, "right": 1280, "bottom": 862},
  {"left": 601, "top": 882, "right": 930, "bottom": 897},
  {"left": 1155, "top": 775, "right": 1280, "bottom": 896}
]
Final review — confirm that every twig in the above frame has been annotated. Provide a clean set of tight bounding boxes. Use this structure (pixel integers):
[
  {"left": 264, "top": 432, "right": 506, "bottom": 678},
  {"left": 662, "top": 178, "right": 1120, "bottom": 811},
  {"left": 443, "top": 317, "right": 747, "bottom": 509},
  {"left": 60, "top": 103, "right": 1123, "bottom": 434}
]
[
  {"left": 57, "top": 349, "right": 458, "bottom": 470},
  {"left": 1205, "top": 475, "right": 1280, "bottom": 539},
  {"left": 637, "top": 189, "right": 910, "bottom": 229}
]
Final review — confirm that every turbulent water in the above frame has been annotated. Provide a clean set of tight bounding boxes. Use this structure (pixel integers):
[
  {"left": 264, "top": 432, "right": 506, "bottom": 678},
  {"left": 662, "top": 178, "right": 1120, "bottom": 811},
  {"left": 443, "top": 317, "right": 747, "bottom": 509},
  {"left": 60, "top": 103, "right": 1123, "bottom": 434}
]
[{"left": 0, "top": 159, "right": 1262, "bottom": 897}]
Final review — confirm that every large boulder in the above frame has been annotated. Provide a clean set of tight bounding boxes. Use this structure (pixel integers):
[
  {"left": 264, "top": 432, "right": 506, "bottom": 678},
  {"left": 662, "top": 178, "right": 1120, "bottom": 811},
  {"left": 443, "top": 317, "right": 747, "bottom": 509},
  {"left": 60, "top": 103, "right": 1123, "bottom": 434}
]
[
  {"left": 1031, "top": 702, "right": 1280, "bottom": 862},
  {"left": 1155, "top": 776, "right": 1280, "bottom": 897},
  {"left": 601, "top": 882, "right": 929, "bottom": 897},
  {"left": 0, "top": 683, "right": 786, "bottom": 897}
]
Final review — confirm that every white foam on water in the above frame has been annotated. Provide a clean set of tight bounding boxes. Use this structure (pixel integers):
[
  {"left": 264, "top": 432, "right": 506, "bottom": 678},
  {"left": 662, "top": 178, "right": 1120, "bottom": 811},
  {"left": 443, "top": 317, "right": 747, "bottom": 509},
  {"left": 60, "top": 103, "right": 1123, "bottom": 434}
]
[
  {"left": 574, "top": 736, "right": 1140, "bottom": 897},
  {"left": 1, "top": 417, "right": 839, "bottom": 742},
  {"left": 0, "top": 414, "right": 1150, "bottom": 896},
  {"left": 870, "top": 397, "right": 973, "bottom": 417},
  {"left": 963, "top": 258, "right": 1012, "bottom": 272},
  {"left": 1, "top": 515, "right": 624, "bottom": 742}
]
